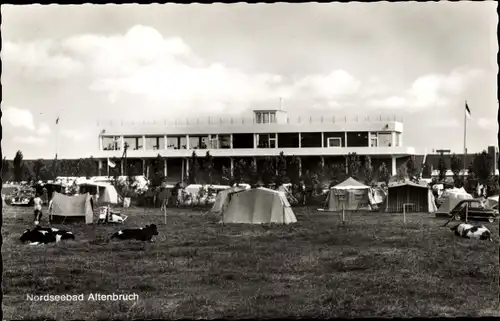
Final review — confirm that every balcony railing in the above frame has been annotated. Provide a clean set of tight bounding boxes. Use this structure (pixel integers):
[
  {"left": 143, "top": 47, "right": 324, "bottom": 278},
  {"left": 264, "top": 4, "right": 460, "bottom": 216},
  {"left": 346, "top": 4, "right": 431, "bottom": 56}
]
[{"left": 98, "top": 114, "right": 404, "bottom": 128}]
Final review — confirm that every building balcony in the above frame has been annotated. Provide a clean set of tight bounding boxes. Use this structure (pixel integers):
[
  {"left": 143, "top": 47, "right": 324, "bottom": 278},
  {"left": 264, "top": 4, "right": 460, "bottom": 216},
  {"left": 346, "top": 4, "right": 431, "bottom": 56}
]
[{"left": 93, "top": 146, "right": 416, "bottom": 159}]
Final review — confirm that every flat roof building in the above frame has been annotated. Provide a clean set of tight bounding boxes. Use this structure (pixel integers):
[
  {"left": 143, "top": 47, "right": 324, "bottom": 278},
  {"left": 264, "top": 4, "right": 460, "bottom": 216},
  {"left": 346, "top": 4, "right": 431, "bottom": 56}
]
[{"left": 94, "top": 108, "right": 416, "bottom": 182}]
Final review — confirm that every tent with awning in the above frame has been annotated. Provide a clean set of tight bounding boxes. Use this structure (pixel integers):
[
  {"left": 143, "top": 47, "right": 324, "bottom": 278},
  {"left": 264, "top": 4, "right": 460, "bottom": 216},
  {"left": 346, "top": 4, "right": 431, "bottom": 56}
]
[{"left": 324, "top": 177, "right": 371, "bottom": 211}]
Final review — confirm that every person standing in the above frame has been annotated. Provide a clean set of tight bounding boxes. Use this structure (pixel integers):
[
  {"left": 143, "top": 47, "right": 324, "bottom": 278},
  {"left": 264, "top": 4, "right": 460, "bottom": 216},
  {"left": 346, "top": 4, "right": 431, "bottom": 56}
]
[{"left": 33, "top": 193, "right": 43, "bottom": 225}]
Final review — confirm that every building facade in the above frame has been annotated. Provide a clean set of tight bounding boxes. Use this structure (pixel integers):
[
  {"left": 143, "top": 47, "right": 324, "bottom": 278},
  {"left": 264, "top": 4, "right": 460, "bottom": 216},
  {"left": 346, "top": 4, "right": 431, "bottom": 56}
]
[{"left": 93, "top": 109, "right": 416, "bottom": 182}]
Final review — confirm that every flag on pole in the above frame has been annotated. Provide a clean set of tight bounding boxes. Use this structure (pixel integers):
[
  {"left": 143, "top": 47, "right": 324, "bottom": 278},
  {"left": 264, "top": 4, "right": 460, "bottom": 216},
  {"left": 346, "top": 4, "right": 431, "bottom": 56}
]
[
  {"left": 465, "top": 102, "right": 471, "bottom": 119},
  {"left": 108, "top": 158, "right": 116, "bottom": 168},
  {"left": 56, "top": 117, "right": 60, "bottom": 124}
]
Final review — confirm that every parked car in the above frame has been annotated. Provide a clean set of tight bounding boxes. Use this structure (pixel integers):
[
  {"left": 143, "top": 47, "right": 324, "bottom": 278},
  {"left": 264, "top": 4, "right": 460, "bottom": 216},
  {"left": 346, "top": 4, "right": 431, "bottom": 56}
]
[
  {"left": 10, "top": 188, "right": 35, "bottom": 206},
  {"left": 449, "top": 199, "right": 498, "bottom": 223}
]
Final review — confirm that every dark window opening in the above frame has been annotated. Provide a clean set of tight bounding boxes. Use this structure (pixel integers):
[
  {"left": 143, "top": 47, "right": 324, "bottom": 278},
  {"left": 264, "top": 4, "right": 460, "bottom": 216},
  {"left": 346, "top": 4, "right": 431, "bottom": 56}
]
[
  {"left": 346, "top": 132, "right": 369, "bottom": 147},
  {"left": 301, "top": 133, "right": 322, "bottom": 148},
  {"left": 233, "top": 133, "right": 254, "bottom": 149},
  {"left": 278, "top": 133, "right": 299, "bottom": 148}
]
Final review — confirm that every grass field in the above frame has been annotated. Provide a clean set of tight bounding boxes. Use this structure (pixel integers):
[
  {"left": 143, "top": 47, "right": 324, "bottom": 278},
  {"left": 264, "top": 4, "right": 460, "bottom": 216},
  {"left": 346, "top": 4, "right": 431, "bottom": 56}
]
[{"left": 2, "top": 205, "right": 499, "bottom": 319}]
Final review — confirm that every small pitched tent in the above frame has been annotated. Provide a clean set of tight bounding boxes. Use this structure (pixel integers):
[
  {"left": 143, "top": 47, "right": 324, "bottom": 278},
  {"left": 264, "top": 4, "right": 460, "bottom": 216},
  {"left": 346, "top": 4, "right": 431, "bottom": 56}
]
[
  {"left": 79, "top": 182, "right": 118, "bottom": 204},
  {"left": 385, "top": 181, "right": 437, "bottom": 213},
  {"left": 221, "top": 187, "right": 297, "bottom": 224},
  {"left": 437, "top": 188, "right": 473, "bottom": 213},
  {"left": 49, "top": 192, "right": 93, "bottom": 224},
  {"left": 485, "top": 195, "right": 498, "bottom": 209},
  {"left": 325, "top": 177, "right": 371, "bottom": 211},
  {"left": 211, "top": 185, "right": 249, "bottom": 213}
]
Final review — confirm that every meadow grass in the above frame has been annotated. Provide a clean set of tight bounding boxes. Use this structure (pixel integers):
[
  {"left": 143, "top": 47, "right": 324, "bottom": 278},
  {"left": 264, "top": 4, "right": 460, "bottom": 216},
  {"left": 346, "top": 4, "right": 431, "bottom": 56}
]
[{"left": 2, "top": 205, "right": 499, "bottom": 319}]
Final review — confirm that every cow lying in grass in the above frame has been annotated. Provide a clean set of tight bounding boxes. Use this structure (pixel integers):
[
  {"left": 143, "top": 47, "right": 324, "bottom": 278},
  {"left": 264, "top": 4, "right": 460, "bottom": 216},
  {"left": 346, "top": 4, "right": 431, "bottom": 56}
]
[
  {"left": 450, "top": 223, "right": 493, "bottom": 241},
  {"left": 110, "top": 224, "right": 159, "bottom": 242},
  {"left": 20, "top": 226, "right": 75, "bottom": 245}
]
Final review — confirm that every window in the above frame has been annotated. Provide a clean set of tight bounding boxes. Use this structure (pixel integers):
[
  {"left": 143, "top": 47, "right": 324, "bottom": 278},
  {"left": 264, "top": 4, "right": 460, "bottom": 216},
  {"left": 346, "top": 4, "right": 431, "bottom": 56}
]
[
  {"left": 258, "top": 133, "right": 276, "bottom": 148},
  {"left": 370, "top": 132, "right": 378, "bottom": 147},
  {"left": 200, "top": 136, "right": 209, "bottom": 149},
  {"left": 263, "top": 113, "right": 270, "bottom": 124},
  {"left": 269, "top": 133, "right": 276, "bottom": 148},
  {"left": 167, "top": 137, "right": 180, "bottom": 149},
  {"left": 180, "top": 136, "right": 188, "bottom": 149},
  {"left": 218, "top": 134, "right": 231, "bottom": 149},
  {"left": 102, "top": 136, "right": 121, "bottom": 150},
  {"left": 209, "top": 135, "right": 218, "bottom": 149},
  {"left": 346, "top": 132, "right": 369, "bottom": 147},
  {"left": 270, "top": 113, "right": 276, "bottom": 123},
  {"left": 468, "top": 201, "right": 482, "bottom": 209},
  {"left": 327, "top": 137, "right": 342, "bottom": 147},
  {"left": 256, "top": 113, "right": 262, "bottom": 124},
  {"left": 146, "top": 137, "right": 164, "bottom": 150}
]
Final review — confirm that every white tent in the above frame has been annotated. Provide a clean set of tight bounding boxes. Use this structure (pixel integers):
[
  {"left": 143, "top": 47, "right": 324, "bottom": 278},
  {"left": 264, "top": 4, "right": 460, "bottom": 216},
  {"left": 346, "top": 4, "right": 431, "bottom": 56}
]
[
  {"left": 211, "top": 185, "right": 250, "bottom": 213},
  {"left": 324, "top": 177, "right": 371, "bottom": 211},
  {"left": 437, "top": 187, "right": 473, "bottom": 213},
  {"left": 221, "top": 187, "right": 297, "bottom": 224},
  {"left": 486, "top": 195, "right": 499, "bottom": 209},
  {"left": 49, "top": 192, "right": 94, "bottom": 224},
  {"left": 79, "top": 182, "right": 118, "bottom": 204}
]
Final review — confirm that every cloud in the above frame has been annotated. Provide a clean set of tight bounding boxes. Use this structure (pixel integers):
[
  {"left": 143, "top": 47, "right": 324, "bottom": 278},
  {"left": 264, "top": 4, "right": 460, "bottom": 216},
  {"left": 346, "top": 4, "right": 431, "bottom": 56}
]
[
  {"left": 2, "top": 25, "right": 488, "bottom": 118},
  {"left": 3, "top": 40, "right": 84, "bottom": 80},
  {"left": 13, "top": 136, "right": 46, "bottom": 144},
  {"left": 366, "top": 68, "right": 484, "bottom": 111},
  {"left": 61, "top": 129, "right": 90, "bottom": 142},
  {"left": 477, "top": 117, "right": 497, "bottom": 130},
  {"left": 6, "top": 25, "right": 362, "bottom": 113},
  {"left": 292, "top": 69, "right": 361, "bottom": 99},
  {"left": 3, "top": 107, "right": 36, "bottom": 130},
  {"left": 37, "top": 123, "right": 51, "bottom": 135}
]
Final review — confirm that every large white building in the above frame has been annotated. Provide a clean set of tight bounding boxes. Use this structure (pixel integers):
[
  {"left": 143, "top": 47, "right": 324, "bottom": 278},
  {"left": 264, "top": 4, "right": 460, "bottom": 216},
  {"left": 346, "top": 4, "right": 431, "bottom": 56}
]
[{"left": 94, "top": 109, "right": 415, "bottom": 182}]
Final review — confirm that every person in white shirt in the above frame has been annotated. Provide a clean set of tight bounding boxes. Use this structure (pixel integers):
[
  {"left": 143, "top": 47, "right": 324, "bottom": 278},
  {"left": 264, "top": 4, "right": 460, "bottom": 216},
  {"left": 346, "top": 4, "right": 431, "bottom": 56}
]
[{"left": 33, "top": 193, "right": 43, "bottom": 225}]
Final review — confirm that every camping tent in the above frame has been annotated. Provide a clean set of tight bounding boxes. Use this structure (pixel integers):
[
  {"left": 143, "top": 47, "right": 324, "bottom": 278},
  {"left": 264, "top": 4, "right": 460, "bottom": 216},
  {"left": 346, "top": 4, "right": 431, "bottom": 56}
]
[
  {"left": 486, "top": 195, "right": 499, "bottom": 209},
  {"left": 221, "top": 187, "right": 297, "bottom": 224},
  {"left": 385, "top": 181, "right": 437, "bottom": 213},
  {"left": 437, "top": 188, "right": 473, "bottom": 213},
  {"left": 79, "top": 182, "right": 118, "bottom": 204},
  {"left": 49, "top": 192, "right": 94, "bottom": 224},
  {"left": 324, "top": 177, "right": 371, "bottom": 211},
  {"left": 211, "top": 185, "right": 250, "bottom": 213}
]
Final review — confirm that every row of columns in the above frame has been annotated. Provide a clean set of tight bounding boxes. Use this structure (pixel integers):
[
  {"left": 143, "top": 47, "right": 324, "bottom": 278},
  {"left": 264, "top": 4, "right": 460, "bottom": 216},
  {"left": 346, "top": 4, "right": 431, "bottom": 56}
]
[{"left": 97, "top": 156, "right": 398, "bottom": 179}]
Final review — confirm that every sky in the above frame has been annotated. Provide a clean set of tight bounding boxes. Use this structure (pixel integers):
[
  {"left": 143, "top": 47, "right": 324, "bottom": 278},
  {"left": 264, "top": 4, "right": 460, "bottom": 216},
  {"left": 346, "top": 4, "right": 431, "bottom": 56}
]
[{"left": 1, "top": 3, "right": 498, "bottom": 160}]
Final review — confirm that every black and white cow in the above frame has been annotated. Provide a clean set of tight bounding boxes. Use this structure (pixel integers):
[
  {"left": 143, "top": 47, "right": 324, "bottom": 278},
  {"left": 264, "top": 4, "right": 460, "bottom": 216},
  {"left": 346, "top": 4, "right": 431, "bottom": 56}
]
[
  {"left": 110, "top": 224, "right": 159, "bottom": 242},
  {"left": 20, "top": 226, "right": 75, "bottom": 245},
  {"left": 37, "top": 226, "right": 76, "bottom": 242},
  {"left": 450, "top": 223, "right": 493, "bottom": 241},
  {"left": 20, "top": 228, "right": 56, "bottom": 245}
]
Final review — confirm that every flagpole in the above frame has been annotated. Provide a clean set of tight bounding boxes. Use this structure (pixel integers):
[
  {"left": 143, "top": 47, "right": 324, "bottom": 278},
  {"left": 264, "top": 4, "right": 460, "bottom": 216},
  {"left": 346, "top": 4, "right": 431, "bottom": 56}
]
[
  {"left": 54, "top": 116, "right": 60, "bottom": 179},
  {"left": 463, "top": 101, "right": 467, "bottom": 171}
]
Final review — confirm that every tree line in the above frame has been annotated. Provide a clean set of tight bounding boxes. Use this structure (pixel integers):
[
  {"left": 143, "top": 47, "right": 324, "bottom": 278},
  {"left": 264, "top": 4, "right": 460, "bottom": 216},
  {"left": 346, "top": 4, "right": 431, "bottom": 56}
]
[{"left": 2, "top": 149, "right": 497, "bottom": 195}]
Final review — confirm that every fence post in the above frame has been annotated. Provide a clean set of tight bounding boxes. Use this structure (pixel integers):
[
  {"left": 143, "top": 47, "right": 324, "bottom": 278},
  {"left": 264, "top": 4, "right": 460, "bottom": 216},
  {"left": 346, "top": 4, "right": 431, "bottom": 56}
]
[{"left": 342, "top": 204, "right": 345, "bottom": 224}]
